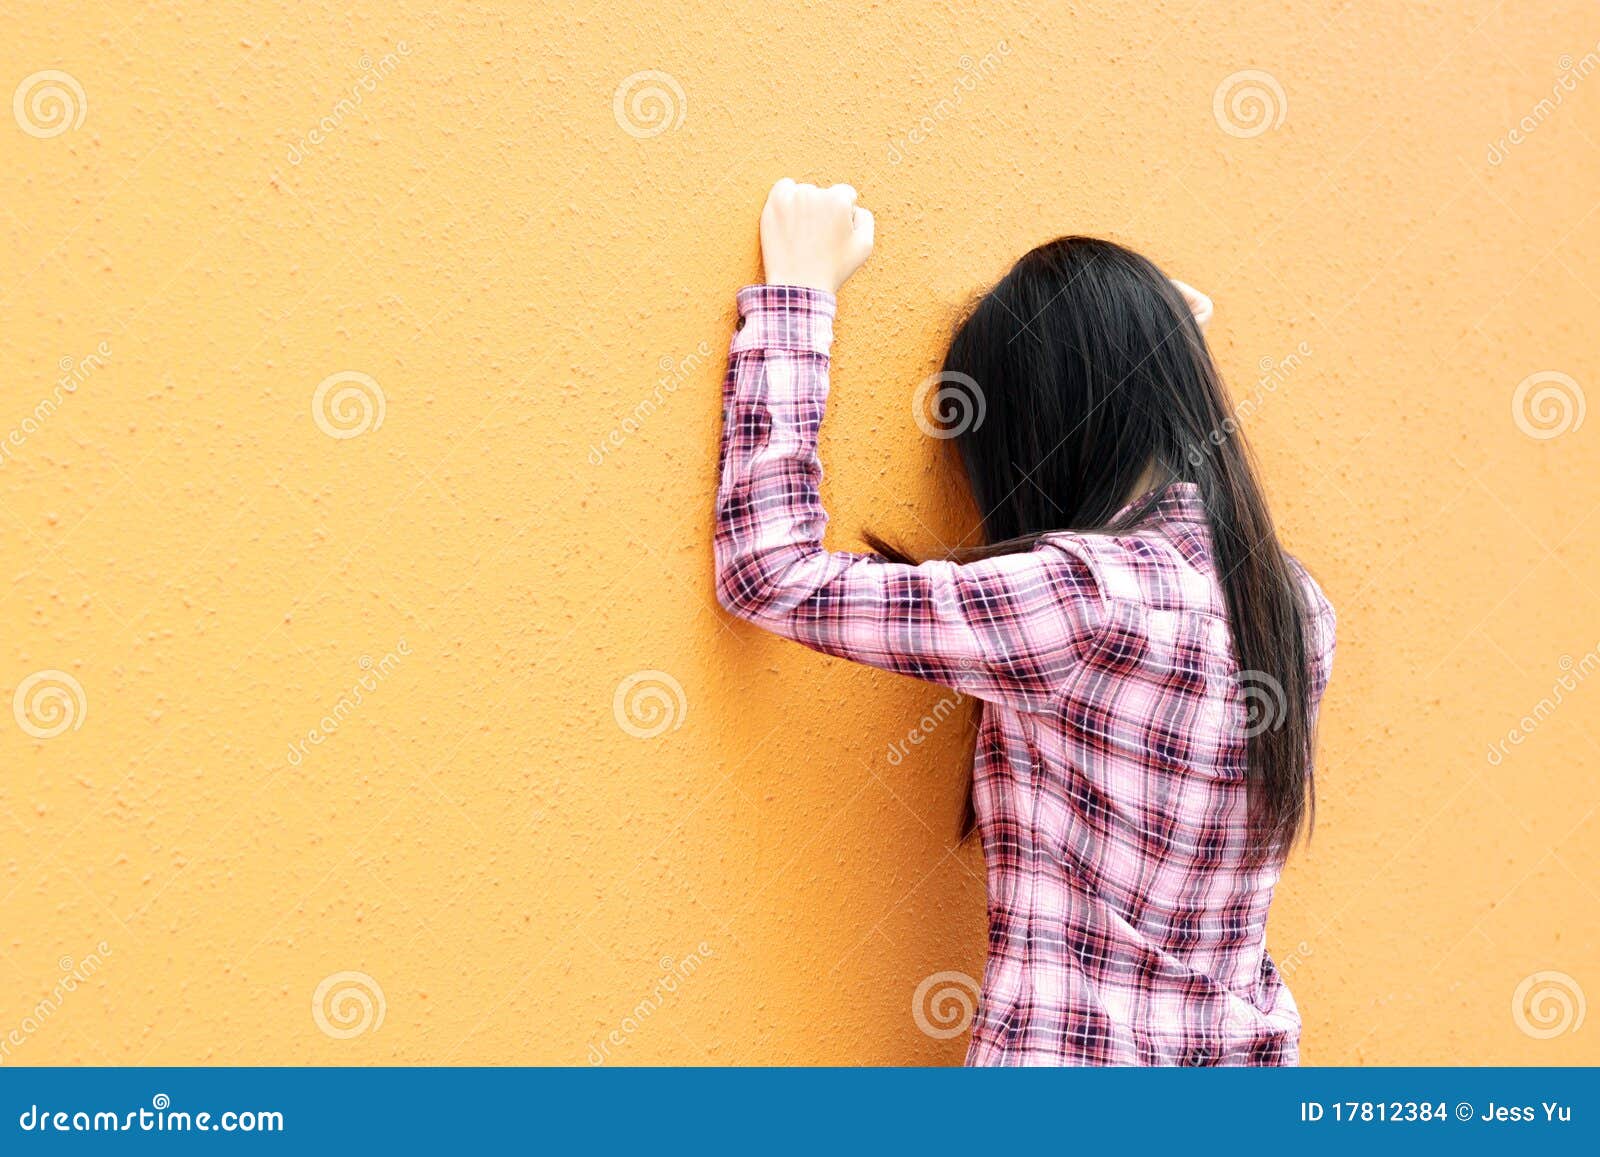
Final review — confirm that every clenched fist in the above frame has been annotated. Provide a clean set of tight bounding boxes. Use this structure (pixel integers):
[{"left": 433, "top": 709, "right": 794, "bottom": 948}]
[
  {"left": 760, "top": 179, "right": 875, "bottom": 295},
  {"left": 1171, "top": 279, "right": 1213, "bottom": 331}
]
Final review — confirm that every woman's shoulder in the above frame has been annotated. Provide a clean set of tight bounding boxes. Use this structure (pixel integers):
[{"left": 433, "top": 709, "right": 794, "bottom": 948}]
[{"left": 1032, "top": 526, "right": 1223, "bottom": 617}]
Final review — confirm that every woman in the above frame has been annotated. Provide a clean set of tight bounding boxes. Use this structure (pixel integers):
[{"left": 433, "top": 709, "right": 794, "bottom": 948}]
[{"left": 714, "top": 179, "right": 1335, "bottom": 1066}]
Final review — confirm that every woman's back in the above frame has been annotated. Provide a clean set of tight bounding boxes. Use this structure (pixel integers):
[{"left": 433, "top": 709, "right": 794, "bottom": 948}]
[{"left": 966, "top": 483, "right": 1335, "bottom": 1065}]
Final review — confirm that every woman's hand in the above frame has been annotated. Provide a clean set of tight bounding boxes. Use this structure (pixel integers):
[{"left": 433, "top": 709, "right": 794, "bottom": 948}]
[
  {"left": 1171, "top": 279, "right": 1213, "bottom": 330},
  {"left": 760, "top": 178, "right": 875, "bottom": 294}
]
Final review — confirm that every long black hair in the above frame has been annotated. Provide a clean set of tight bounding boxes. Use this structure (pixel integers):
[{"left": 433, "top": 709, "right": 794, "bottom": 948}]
[{"left": 869, "top": 237, "right": 1316, "bottom": 861}]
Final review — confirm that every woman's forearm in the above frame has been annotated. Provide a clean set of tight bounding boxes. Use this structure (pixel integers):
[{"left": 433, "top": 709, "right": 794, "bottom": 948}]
[{"left": 713, "top": 284, "right": 840, "bottom": 621}]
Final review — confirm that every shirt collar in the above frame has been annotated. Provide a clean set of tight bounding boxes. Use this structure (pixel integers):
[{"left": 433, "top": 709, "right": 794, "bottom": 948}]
[{"left": 1115, "top": 480, "right": 1208, "bottom": 526}]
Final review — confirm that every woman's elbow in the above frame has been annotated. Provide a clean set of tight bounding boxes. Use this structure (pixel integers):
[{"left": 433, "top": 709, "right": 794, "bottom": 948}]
[
  {"left": 714, "top": 557, "right": 770, "bottom": 621},
  {"left": 715, "top": 573, "right": 754, "bottom": 619},
  {"left": 714, "top": 548, "right": 811, "bottom": 622}
]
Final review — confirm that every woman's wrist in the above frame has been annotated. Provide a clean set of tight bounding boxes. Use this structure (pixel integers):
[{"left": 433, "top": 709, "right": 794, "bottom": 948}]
[
  {"left": 755, "top": 281, "right": 838, "bottom": 300},
  {"left": 764, "top": 275, "right": 837, "bottom": 294},
  {"left": 733, "top": 285, "right": 837, "bottom": 356}
]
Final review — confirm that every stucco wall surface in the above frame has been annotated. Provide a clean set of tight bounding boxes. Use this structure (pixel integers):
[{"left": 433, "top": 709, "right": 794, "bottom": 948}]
[{"left": 1, "top": 1, "right": 1596, "bottom": 1064}]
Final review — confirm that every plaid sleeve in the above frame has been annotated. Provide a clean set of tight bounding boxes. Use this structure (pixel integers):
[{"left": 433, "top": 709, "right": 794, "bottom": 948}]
[{"left": 714, "top": 285, "right": 1104, "bottom": 710}]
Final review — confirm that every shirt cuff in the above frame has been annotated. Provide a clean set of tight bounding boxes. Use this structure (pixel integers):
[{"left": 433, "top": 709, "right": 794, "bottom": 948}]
[{"left": 731, "top": 284, "right": 837, "bottom": 356}]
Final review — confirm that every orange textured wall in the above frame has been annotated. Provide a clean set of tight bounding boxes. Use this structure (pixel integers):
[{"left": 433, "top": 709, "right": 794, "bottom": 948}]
[{"left": 2, "top": 1, "right": 1596, "bottom": 1065}]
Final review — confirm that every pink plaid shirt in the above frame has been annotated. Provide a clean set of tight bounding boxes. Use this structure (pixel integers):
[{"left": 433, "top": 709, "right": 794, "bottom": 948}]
[{"left": 715, "top": 285, "right": 1336, "bottom": 1066}]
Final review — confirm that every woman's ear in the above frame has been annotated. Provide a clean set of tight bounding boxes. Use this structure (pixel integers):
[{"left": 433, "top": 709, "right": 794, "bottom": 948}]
[{"left": 1170, "top": 279, "right": 1213, "bottom": 331}]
